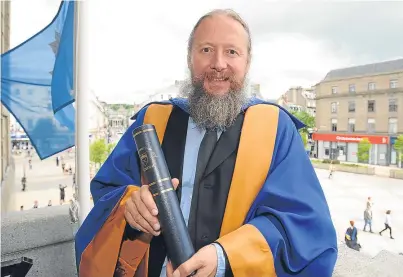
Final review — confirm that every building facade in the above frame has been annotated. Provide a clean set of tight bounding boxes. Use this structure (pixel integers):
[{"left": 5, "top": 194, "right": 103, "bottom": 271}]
[
  {"left": 1, "top": 1, "right": 14, "bottom": 212},
  {"left": 278, "top": 86, "right": 316, "bottom": 117},
  {"left": 88, "top": 92, "right": 108, "bottom": 143},
  {"left": 314, "top": 59, "right": 403, "bottom": 166}
]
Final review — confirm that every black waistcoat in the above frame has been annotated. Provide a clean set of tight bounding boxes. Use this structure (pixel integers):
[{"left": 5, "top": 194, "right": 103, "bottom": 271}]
[{"left": 147, "top": 106, "right": 244, "bottom": 277}]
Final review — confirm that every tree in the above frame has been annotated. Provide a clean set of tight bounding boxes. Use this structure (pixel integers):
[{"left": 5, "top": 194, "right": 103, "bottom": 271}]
[
  {"left": 291, "top": 110, "right": 315, "bottom": 134},
  {"left": 357, "top": 138, "right": 371, "bottom": 163},
  {"left": 300, "top": 132, "right": 308, "bottom": 148},
  {"left": 394, "top": 135, "right": 403, "bottom": 163},
  {"left": 90, "top": 139, "right": 107, "bottom": 168},
  {"left": 106, "top": 142, "right": 117, "bottom": 156}
]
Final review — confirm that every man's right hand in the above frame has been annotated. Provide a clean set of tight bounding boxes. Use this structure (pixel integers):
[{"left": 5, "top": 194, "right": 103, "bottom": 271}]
[{"left": 124, "top": 178, "right": 179, "bottom": 236}]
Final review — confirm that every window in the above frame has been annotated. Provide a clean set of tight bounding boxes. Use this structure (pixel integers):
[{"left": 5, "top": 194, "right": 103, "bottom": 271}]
[
  {"left": 331, "top": 86, "right": 338, "bottom": 94},
  {"left": 390, "top": 79, "right": 398, "bottom": 89},
  {"left": 389, "top": 118, "right": 398, "bottom": 134},
  {"left": 389, "top": 99, "right": 398, "bottom": 112},
  {"left": 367, "top": 118, "right": 375, "bottom": 133},
  {"left": 348, "top": 101, "right": 355, "bottom": 112},
  {"left": 331, "top": 102, "right": 337, "bottom": 113},
  {"left": 349, "top": 84, "right": 356, "bottom": 93},
  {"left": 160, "top": 94, "right": 164, "bottom": 100},
  {"left": 368, "top": 82, "right": 376, "bottom": 90},
  {"left": 331, "top": 119, "right": 337, "bottom": 132},
  {"left": 368, "top": 100, "right": 375, "bottom": 112},
  {"left": 348, "top": 118, "right": 355, "bottom": 132},
  {"left": 168, "top": 94, "right": 172, "bottom": 99}
]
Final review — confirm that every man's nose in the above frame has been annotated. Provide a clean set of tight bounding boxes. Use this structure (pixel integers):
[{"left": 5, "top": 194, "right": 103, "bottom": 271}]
[{"left": 210, "top": 52, "right": 227, "bottom": 71}]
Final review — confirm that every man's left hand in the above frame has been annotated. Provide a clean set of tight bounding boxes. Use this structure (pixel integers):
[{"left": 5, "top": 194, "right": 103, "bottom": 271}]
[{"left": 166, "top": 244, "right": 218, "bottom": 277}]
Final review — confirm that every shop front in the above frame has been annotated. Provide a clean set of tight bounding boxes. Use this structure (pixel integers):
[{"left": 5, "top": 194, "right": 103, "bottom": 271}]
[{"left": 312, "top": 133, "right": 389, "bottom": 165}]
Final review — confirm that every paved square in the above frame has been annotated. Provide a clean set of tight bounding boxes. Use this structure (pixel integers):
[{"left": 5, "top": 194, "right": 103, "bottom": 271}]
[
  {"left": 9, "top": 155, "right": 402, "bottom": 257},
  {"left": 11, "top": 154, "right": 76, "bottom": 211},
  {"left": 316, "top": 168, "right": 403, "bottom": 256}
]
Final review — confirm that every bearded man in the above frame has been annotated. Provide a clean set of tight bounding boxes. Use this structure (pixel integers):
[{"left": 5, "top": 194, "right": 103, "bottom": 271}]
[{"left": 75, "top": 9, "right": 337, "bottom": 277}]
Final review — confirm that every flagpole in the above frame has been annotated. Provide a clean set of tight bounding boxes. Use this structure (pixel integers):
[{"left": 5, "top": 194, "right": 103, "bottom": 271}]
[{"left": 74, "top": 0, "right": 92, "bottom": 225}]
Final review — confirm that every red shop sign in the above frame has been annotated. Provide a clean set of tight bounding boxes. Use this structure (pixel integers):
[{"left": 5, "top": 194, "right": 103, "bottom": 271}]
[{"left": 312, "top": 133, "right": 389, "bottom": 144}]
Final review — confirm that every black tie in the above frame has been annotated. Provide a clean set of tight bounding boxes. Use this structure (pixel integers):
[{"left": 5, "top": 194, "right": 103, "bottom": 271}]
[
  {"left": 195, "top": 129, "right": 217, "bottom": 184},
  {"left": 189, "top": 129, "right": 218, "bottom": 247}
]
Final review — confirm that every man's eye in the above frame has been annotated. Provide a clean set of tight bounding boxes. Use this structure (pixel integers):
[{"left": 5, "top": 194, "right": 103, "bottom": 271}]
[
  {"left": 202, "top": 48, "right": 210, "bottom": 53},
  {"left": 228, "top": 49, "right": 238, "bottom": 55}
]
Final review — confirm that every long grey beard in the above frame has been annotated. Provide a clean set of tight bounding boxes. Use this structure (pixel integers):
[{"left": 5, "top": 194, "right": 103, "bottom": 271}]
[{"left": 179, "top": 80, "right": 248, "bottom": 131}]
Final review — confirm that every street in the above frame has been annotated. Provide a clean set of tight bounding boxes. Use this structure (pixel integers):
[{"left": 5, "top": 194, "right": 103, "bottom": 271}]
[
  {"left": 8, "top": 156, "right": 403, "bottom": 257},
  {"left": 12, "top": 153, "right": 76, "bottom": 211},
  {"left": 317, "top": 168, "right": 403, "bottom": 256}
]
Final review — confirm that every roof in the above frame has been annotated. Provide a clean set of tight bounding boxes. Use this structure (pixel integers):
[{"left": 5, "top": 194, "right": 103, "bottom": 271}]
[{"left": 323, "top": 58, "right": 403, "bottom": 82}]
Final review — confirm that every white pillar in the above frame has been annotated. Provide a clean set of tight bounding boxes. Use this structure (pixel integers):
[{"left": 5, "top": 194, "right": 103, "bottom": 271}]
[{"left": 75, "top": 0, "right": 92, "bottom": 225}]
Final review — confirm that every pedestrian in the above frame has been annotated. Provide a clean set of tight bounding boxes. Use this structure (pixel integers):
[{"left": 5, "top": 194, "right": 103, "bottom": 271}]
[
  {"left": 363, "top": 207, "right": 373, "bottom": 233},
  {"left": 72, "top": 173, "right": 76, "bottom": 189},
  {"left": 69, "top": 198, "right": 80, "bottom": 223},
  {"left": 379, "top": 210, "right": 394, "bottom": 239},
  {"left": 56, "top": 156, "right": 59, "bottom": 167},
  {"left": 20, "top": 206, "right": 24, "bottom": 211},
  {"left": 21, "top": 175, "right": 26, "bottom": 191},
  {"left": 28, "top": 158, "right": 32, "bottom": 170},
  {"left": 59, "top": 184, "right": 67, "bottom": 205},
  {"left": 328, "top": 160, "right": 335, "bottom": 179},
  {"left": 345, "top": 220, "right": 361, "bottom": 251},
  {"left": 48, "top": 200, "right": 52, "bottom": 206},
  {"left": 366, "top": 196, "right": 374, "bottom": 209},
  {"left": 33, "top": 200, "right": 38, "bottom": 209}
]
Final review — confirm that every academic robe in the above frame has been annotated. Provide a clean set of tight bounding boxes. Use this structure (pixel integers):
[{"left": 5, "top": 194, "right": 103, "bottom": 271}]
[{"left": 75, "top": 98, "right": 338, "bottom": 277}]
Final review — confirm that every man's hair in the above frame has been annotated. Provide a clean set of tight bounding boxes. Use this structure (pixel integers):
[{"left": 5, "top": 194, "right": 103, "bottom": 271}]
[{"left": 187, "top": 9, "right": 252, "bottom": 65}]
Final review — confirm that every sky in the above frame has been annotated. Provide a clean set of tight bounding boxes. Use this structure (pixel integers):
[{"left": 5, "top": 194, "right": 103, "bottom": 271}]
[{"left": 9, "top": 0, "right": 403, "bottom": 104}]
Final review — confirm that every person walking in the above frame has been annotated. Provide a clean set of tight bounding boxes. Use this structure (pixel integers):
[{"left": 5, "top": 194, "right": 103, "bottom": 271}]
[
  {"left": 59, "top": 184, "right": 67, "bottom": 205},
  {"left": 379, "top": 210, "right": 394, "bottom": 239},
  {"left": 363, "top": 207, "right": 373, "bottom": 233},
  {"left": 328, "top": 160, "right": 335, "bottom": 179}
]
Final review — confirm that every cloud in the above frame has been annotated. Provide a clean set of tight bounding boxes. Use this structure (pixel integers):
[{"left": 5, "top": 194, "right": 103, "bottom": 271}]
[{"left": 9, "top": 0, "right": 403, "bottom": 103}]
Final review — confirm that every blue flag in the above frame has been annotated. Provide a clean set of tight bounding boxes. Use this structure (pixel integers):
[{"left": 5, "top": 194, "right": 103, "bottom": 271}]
[{"left": 1, "top": 1, "right": 75, "bottom": 159}]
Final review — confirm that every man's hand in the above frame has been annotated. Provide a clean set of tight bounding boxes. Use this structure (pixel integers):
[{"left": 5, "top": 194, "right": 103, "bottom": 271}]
[
  {"left": 124, "top": 178, "right": 179, "bottom": 236},
  {"left": 166, "top": 244, "right": 218, "bottom": 277}
]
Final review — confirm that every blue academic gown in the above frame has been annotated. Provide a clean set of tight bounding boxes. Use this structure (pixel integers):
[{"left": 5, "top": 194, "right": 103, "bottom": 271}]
[{"left": 75, "top": 98, "right": 338, "bottom": 277}]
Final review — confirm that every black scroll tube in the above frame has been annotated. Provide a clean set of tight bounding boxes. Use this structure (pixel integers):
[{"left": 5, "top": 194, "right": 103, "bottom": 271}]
[{"left": 133, "top": 124, "right": 196, "bottom": 275}]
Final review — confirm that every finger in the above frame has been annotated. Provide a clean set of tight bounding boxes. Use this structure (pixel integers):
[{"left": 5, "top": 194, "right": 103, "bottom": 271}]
[
  {"left": 129, "top": 193, "right": 160, "bottom": 235},
  {"left": 132, "top": 198, "right": 160, "bottom": 235},
  {"left": 140, "top": 185, "right": 159, "bottom": 216},
  {"left": 166, "top": 261, "right": 174, "bottom": 277},
  {"left": 172, "top": 178, "right": 179, "bottom": 190},
  {"left": 137, "top": 199, "right": 161, "bottom": 231},
  {"left": 124, "top": 201, "right": 147, "bottom": 233},
  {"left": 173, "top": 258, "right": 201, "bottom": 277},
  {"left": 133, "top": 207, "right": 160, "bottom": 235},
  {"left": 136, "top": 193, "right": 161, "bottom": 233}
]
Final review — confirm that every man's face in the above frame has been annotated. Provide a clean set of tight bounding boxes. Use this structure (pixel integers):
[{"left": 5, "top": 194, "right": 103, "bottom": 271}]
[{"left": 189, "top": 14, "right": 249, "bottom": 96}]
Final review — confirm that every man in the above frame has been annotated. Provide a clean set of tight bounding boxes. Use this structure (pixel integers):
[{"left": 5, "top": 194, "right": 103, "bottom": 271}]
[
  {"left": 75, "top": 9, "right": 337, "bottom": 277},
  {"left": 363, "top": 207, "right": 373, "bottom": 233},
  {"left": 363, "top": 196, "right": 373, "bottom": 232},
  {"left": 59, "top": 184, "right": 67, "bottom": 205}
]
